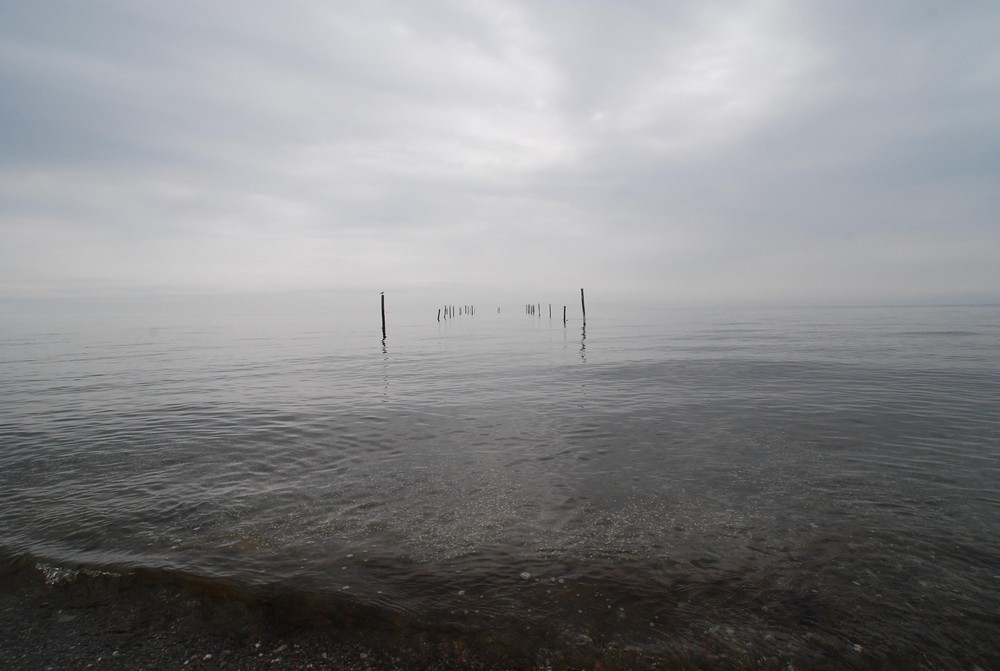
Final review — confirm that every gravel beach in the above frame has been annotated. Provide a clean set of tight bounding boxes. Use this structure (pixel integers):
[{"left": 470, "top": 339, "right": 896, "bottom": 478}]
[
  {"left": 5, "top": 560, "right": 1000, "bottom": 670},
  {"left": 0, "top": 567, "right": 502, "bottom": 671},
  {"left": 1, "top": 564, "right": 664, "bottom": 671}
]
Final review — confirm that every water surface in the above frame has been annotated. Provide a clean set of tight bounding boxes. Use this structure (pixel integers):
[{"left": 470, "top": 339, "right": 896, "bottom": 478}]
[{"left": 1, "top": 303, "right": 998, "bottom": 667}]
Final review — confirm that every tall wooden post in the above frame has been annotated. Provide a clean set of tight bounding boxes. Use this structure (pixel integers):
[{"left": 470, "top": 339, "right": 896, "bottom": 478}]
[
  {"left": 580, "top": 288, "right": 586, "bottom": 325},
  {"left": 381, "top": 292, "right": 386, "bottom": 339}
]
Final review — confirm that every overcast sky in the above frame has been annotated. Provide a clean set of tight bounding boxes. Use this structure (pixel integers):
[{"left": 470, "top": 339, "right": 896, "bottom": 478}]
[{"left": 2, "top": 0, "right": 998, "bottom": 308}]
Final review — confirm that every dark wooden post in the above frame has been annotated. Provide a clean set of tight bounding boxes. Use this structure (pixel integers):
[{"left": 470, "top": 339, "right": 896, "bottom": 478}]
[
  {"left": 563, "top": 305, "right": 567, "bottom": 325},
  {"left": 580, "top": 288, "right": 586, "bottom": 325},
  {"left": 381, "top": 292, "right": 386, "bottom": 339}
]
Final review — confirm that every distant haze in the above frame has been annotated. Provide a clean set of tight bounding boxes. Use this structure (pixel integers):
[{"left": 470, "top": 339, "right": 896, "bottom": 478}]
[{"left": 2, "top": 1, "right": 999, "bottom": 308}]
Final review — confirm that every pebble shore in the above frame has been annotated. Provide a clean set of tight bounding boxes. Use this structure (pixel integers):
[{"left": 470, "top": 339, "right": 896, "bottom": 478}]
[
  {"left": 0, "top": 569, "right": 515, "bottom": 671},
  {"left": 8, "top": 565, "right": 993, "bottom": 670},
  {"left": 1, "top": 565, "right": 678, "bottom": 671}
]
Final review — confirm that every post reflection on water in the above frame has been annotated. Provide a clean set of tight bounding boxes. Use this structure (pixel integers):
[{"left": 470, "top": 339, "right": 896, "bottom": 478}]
[{"left": 381, "top": 337, "right": 389, "bottom": 402}]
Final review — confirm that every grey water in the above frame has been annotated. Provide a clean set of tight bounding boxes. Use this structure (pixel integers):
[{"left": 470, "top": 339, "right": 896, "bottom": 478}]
[{"left": 1, "top": 302, "right": 998, "bottom": 667}]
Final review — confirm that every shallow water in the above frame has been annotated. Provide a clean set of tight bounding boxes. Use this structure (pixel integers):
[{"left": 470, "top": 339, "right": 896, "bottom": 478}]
[{"left": 2, "top": 303, "right": 999, "bottom": 667}]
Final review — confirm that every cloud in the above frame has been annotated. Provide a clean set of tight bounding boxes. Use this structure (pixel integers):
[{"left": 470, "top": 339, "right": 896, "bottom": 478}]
[{"left": 1, "top": 0, "right": 998, "bottom": 305}]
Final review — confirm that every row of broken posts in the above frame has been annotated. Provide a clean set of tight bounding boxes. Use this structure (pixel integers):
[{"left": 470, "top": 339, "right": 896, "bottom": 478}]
[
  {"left": 526, "top": 302, "right": 569, "bottom": 325},
  {"left": 434, "top": 289, "right": 587, "bottom": 327},
  {"left": 437, "top": 305, "right": 475, "bottom": 321},
  {"left": 526, "top": 288, "right": 586, "bottom": 326},
  {"left": 435, "top": 302, "right": 568, "bottom": 324}
]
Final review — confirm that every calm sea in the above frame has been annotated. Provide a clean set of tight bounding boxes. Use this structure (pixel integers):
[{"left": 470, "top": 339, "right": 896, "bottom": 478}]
[{"left": 2, "top": 302, "right": 998, "bottom": 668}]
